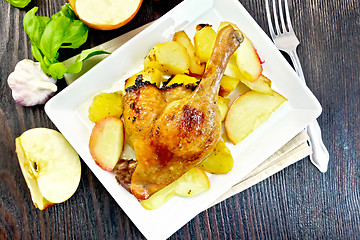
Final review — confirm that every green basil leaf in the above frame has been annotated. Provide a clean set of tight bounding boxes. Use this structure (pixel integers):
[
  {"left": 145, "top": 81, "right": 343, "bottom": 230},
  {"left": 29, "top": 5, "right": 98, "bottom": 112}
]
[
  {"left": 66, "top": 61, "right": 82, "bottom": 74},
  {"left": 66, "top": 49, "right": 110, "bottom": 74},
  {"left": 6, "top": 0, "right": 31, "bottom": 8},
  {"left": 48, "top": 62, "right": 67, "bottom": 79},
  {"left": 40, "top": 60, "right": 50, "bottom": 75},
  {"left": 77, "top": 49, "right": 110, "bottom": 62},
  {"left": 23, "top": 7, "right": 50, "bottom": 47},
  {"left": 39, "top": 16, "right": 70, "bottom": 60},
  {"left": 31, "top": 45, "right": 43, "bottom": 62},
  {"left": 61, "top": 20, "right": 88, "bottom": 49},
  {"left": 51, "top": 3, "right": 76, "bottom": 20}
]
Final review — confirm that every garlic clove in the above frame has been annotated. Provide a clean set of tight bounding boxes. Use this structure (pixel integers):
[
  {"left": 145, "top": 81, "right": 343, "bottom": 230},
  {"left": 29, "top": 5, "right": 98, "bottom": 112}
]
[{"left": 8, "top": 59, "right": 58, "bottom": 107}]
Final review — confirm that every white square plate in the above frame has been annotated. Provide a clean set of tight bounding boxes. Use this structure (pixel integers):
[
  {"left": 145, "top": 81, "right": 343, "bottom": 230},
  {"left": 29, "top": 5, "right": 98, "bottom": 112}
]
[{"left": 45, "top": 0, "right": 321, "bottom": 239}]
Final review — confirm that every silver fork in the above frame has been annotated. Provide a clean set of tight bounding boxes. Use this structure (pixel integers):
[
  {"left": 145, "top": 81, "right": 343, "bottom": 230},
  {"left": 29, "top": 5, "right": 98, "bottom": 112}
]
[{"left": 265, "top": 0, "right": 329, "bottom": 172}]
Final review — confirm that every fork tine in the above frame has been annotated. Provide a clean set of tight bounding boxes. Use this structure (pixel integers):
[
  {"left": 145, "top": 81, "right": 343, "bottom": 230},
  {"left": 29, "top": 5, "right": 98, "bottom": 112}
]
[
  {"left": 284, "top": 0, "right": 294, "bottom": 31},
  {"left": 272, "top": 0, "right": 281, "bottom": 35},
  {"left": 265, "top": 0, "right": 276, "bottom": 37},
  {"left": 278, "top": 0, "right": 287, "bottom": 32}
]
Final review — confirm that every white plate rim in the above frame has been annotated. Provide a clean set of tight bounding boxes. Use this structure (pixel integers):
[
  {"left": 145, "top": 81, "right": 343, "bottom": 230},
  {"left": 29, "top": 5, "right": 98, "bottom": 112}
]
[{"left": 45, "top": 0, "right": 322, "bottom": 239}]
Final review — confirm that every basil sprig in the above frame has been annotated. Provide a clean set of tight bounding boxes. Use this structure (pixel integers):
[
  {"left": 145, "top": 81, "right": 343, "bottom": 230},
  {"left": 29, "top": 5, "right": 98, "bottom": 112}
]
[
  {"left": 6, "top": 0, "right": 31, "bottom": 8},
  {"left": 23, "top": 4, "right": 109, "bottom": 79}
]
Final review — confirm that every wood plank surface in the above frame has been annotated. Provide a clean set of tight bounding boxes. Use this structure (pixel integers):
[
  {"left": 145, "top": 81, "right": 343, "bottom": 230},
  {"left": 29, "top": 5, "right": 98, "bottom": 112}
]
[{"left": 0, "top": 0, "right": 359, "bottom": 239}]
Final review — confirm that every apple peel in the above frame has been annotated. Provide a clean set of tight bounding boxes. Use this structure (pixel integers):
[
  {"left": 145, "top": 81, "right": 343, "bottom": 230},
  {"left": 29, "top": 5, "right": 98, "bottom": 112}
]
[{"left": 89, "top": 116, "right": 125, "bottom": 171}]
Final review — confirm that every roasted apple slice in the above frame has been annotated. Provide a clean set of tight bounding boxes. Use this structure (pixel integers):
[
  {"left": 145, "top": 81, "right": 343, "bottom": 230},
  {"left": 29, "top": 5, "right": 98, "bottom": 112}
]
[
  {"left": 224, "top": 62, "right": 242, "bottom": 80},
  {"left": 240, "top": 74, "right": 273, "bottom": 95},
  {"left": 225, "top": 90, "right": 287, "bottom": 144},
  {"left": 218, "top": 21, "right": 263, "bottom": 82},
  {"left": 219, "top": 75, "right": 241, "bottom": 97},
  {"left": 89, "top": 116, "right": 125, "bottom": 171},
  {"left": 140, "top": 168, "right": 210, "bottom": 210}
]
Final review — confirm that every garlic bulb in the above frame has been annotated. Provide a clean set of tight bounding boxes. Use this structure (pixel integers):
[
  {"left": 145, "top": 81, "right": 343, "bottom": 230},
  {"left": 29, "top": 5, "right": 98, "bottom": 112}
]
[{"left": 8, "top": 59, "right": 57, "bottom": 107}]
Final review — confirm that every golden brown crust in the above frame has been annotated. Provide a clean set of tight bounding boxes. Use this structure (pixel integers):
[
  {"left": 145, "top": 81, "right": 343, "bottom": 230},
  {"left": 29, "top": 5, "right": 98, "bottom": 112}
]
[{"left": 123, "top": 25, "right": 243, "bottom": 200}]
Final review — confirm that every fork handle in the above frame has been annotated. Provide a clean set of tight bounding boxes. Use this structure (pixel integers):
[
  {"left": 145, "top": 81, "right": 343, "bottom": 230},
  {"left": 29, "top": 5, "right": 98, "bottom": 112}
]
[
  {"left": 289, "top": 50, "right": 330, "bottom": 172},
  {"left": 289, "top": 50, "right": 305, "bottom": 82},
  {"left": 306, "top": 120, "right": 330, "bottom": 172}
]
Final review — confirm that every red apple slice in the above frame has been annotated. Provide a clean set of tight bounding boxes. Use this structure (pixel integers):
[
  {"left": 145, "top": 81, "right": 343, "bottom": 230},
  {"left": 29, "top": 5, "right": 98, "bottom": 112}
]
[
  {"left": 89, "top": 116, "right": 125, "bottom": 171},
  {"left": 235, "top": 38, "right": 263, "bottom": 82},
  {"left": 218, "top": 22, "right": 263, "bottom": 82},
  {"left": 225, "top": 90, "right": 287, "bottom": 144}
]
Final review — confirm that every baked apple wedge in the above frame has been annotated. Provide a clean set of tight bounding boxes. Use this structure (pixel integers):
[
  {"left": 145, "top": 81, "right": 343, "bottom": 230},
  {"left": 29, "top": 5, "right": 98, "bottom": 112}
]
[
  {"left": 218, "top": 21, "right": 263, "bottom": 82},
  {"left": 140, "top": 168, "right": 210, "bottom": 210},
  {"left": 225, "top": 90, "right": 287, "bottom": 144},
  {"left": 89, "top": 116, "right": 125, "bottom": 171}
]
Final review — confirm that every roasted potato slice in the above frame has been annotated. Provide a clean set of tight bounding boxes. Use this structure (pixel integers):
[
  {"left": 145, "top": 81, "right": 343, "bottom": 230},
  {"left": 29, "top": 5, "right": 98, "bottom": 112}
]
[
  {"left": 194, "top": 25, "right": 217, "bottom": 63},
  {"left": 219, "top": 75, "right": 241, "bottom": 97},
  {"left": 198, "top": 139, "right": 233, "bottom": 174},
  {"left": 144, "top": 41, "right": 190, "bottom": 75},
  {"left": 173, "top": 31, "right": 205, "bottom": 77},
  {"left": 218, "top": 96, "right": 230, "bottom": 122},
  {"left": 166, "top": 74, "right": 198, "bottom": 87},
  {"left": 125, "top": 67, "right": 163, "bottom": 89},
  {"left": 88, "top": 92, "right": 123, "bottom": 123}
]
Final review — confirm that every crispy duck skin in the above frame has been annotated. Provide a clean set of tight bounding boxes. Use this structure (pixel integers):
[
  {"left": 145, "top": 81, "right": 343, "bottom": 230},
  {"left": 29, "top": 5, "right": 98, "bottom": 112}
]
[{"left": 123, "top": 25, "right": 243, "bottom": 200}]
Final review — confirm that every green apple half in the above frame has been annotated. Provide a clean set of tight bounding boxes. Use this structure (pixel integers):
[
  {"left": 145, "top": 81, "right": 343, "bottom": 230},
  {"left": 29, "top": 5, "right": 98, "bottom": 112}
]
[{"left": 15, "top": 128, "right": 81, "bottom": 210}]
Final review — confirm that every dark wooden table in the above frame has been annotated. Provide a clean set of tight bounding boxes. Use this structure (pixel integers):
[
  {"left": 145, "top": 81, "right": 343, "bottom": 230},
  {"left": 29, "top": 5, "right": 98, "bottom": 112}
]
[{"left": 1, "top": 0, "right": 359, "bottom": 239}]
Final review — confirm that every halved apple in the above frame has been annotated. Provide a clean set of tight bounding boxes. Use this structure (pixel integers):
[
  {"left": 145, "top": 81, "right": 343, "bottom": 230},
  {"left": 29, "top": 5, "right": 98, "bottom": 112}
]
[
  {"left": 89, "top": 116, "right": 125, "bottom": 171},
  {"left": 218, "top": 21, "right": 263, "bottom": 82},
  {"left": 15, "top": 128, "right": 81, "bottom": 210},
  {"left": 69, "top": 0, "right": 143, "bottom": 30},
  {"left": 140, "top": 168, "right": 210, "bottom": 210},
  {"left": 225, "top": 90, "right": 287, "bottom": 144}
]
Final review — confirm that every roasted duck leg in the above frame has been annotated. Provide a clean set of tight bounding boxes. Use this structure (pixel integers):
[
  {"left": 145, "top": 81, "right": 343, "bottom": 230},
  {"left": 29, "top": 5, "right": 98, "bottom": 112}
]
[{"left": 123, "top": 25, "right": 243, "bottom": 200}]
